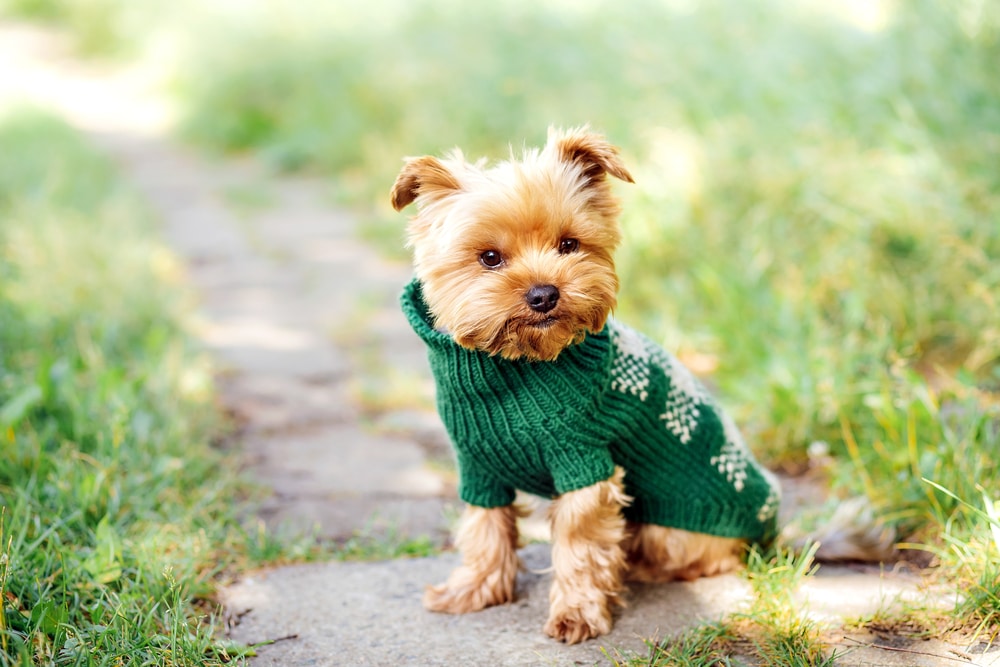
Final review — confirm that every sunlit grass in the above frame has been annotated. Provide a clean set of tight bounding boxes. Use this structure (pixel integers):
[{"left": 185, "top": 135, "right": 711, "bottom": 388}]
[
  {"left": 610, "top": 544, "right": 834, "bottom": 666},
  {"left": 735, "top": 544, "right": 835, "bottom": 666},
  {"left": 912, "top": 482, "right": 1000, "bottom": 641},
  {"left": 606, "top": 622, "right": 737, "bottom": 666},
  {"left": 0, "top": 101, "right": 444, "bottom": 664},
  {"left": 0, "top": 108, "right": 290, "bottom": 664}
]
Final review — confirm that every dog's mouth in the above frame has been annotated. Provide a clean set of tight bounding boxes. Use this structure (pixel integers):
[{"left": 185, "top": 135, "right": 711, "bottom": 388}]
[
  {"left": 487, "top": 312, "right": 590, "bottom": 360},
  {"left": 528, "top": 316, "right": 560, "bottom": 329}
]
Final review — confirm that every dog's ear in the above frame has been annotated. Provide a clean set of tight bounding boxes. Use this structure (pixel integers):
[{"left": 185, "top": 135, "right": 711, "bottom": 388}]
[
  {"left": 391, "top": 156, "right": 461, "bottom": 211},
  {"left": 547, "top": 126, "right": 634, "bottom": 185}
]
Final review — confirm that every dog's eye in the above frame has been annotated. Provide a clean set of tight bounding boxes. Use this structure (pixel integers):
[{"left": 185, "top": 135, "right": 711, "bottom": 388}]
[
  {"left": 479, "top": 250, "right": 504, "bottom": 269},
  {"left": 558, "top": 238, "right": 580, "bottom": 255}
]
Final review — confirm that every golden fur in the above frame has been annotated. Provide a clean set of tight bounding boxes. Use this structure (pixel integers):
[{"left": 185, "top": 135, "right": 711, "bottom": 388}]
[
  {"left": 392, "top": 126, "right": 746, "bottom": 643},
  {"left": 392, "top": 127, "right": 631, "bottom": 361},
  {"left": 545, "top": 467, "right": 629, "bottom": 643},
  {"left": 423, "top": 504, "right": 526, "bottom": 613},
  {"left": 624, "top": 524, "right": 743, "bottom": 583}
]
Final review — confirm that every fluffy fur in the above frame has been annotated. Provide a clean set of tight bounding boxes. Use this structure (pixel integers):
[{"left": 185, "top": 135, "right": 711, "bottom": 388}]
[
  {"left": 423, "top": 504, "right": 526, "bottom": 613},
  {"left": 393, "top": 127, "right": 629, "bottom": 362},
  {"left": 392, "top": 127, "right": 746, "bottom": 643}
]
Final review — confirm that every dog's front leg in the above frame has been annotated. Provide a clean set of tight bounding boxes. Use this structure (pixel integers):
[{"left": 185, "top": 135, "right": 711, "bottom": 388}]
[
  {"left": 424, "top": 504, "right": 523, "bottom": 614},
  {"left": 545, "top": 467, "right": 628, "bottom": 643}
]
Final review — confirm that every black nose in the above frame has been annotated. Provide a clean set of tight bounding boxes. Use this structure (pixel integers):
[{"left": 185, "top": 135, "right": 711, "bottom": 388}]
[{"left": 525, "top": 284, "right": 560, "bottom": 313}]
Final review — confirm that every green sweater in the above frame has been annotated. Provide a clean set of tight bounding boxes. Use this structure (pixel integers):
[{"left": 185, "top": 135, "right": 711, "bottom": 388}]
[{"left": 401, "top": 279, "right": 780, "bottom": 542}]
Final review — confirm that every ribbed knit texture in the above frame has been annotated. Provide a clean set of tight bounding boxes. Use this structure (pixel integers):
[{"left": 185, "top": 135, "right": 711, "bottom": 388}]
[{"left": 402, "top": 279, "right": 781, "bottom": 542}]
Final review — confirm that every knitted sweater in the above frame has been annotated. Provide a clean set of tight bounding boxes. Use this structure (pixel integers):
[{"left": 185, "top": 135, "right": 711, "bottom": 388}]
[{"left": 401, "top": 279, "right": 781, "bottom": 542}]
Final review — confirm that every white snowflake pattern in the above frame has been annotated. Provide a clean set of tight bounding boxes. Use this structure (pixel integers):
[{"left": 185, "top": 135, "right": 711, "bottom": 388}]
[
  {"left": 609, "top": 322, "right": 779, "bottom": 514},
  {"left": 609, "top": 321, "right": 653, "bottom": 402},
  {"left": 657, "top": 354, "right": 710, "bottom": 445},
  {"left": 709, "top": 411, "right": 751, "bottom": 491},
  {"left": 757, "top": 468, "right": 782, "bottom": 522}
]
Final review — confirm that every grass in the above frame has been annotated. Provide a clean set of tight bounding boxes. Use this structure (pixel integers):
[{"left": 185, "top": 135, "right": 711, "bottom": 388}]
[
  {"left": 0, "top": 107, "right": 305, "bottom": 665},
  {"left": 605, "top": 622, "right": 737, "bottom": 666},
  {"left": 3, "top": 0, "right": 999, "bottom": 656},
  {"left": 0, "top": 106, "right": 222, "bottom": 664},
  {"left": 335, "top": 528, "right": 439, "bottom": 562},
  {"left": 0, "top": 103, "right": 445, "bottom": 663},
  {"left": 735, "top": 544, "right": 832, "bottom": 666},
  {"left": 0, "top": 0, "right": 163, "bottom": 56},
  {"left": 608, "top": 544, "right": 834, "bottom": 666},
  {"left": 0, "top": 105, "right": 445, "bottom": 665}
]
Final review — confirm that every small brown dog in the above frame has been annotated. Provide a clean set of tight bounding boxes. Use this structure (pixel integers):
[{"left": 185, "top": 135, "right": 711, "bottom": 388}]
[{"left": 391, "top": 127, "right": 781, "bottom": 643}]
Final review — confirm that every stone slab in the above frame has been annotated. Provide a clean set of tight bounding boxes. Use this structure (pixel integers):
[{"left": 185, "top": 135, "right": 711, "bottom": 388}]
[
  {"left": 221, "top": 542, "right": 992, "bottom": 667},
  {"left": 218, "top": 373, "right": 356, "bottom": 434},
  {"left": 257, "top": 495, "right": 458, "bottom": 543},
  {"left": 221, "top": 544, "right": 754, "bottom": 667},
  {"left": 830, "top": 630, "right": 1000, "bottom": 667},
  {"left": 243, "top": 426, "right": 447, "bottom": 498}
]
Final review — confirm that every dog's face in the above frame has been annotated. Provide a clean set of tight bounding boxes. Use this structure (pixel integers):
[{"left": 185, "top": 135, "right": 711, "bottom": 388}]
[{"left": 391, "top": 127, "right": 634, "bottom": 361}]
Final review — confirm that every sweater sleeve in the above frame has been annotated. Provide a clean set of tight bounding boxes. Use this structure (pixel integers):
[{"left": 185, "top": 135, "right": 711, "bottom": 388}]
[
  {"left": 545, "top": 440, "right": 616, "bottom": 495},
  {"left": 456, "top": 451, "right": 517, "bottom": 508}
]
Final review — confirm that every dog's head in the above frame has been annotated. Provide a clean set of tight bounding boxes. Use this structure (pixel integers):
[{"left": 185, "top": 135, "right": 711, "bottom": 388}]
[{"left": 392, "top": 127, "right": 633, "bottom": 361}]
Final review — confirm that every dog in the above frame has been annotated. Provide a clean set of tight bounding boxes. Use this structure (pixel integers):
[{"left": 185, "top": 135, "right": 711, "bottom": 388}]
[{"left": 390, "top": 126, "right": 782, "bottom": 644}]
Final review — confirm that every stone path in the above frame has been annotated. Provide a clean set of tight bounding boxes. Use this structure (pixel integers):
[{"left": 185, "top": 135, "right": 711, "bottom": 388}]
[
  {"left": 2, "top": 22, "right": 997, "bottom": 667},
  {"left": 223, "top": 544, "right": 989, "bottom": 667},
  {"left": 0, "top": 23, "right": 459, "bottom": 545}
]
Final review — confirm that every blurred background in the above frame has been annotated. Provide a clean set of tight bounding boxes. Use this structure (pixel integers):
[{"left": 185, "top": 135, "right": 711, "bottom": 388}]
[{"left": 3, "top": 0, "right": 998, "bottom": 521}]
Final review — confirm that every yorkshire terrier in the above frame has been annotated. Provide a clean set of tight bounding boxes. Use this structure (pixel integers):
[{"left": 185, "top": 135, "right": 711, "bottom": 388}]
[{"left": 391, "top": 127, "right": 782, "bottom": 644}]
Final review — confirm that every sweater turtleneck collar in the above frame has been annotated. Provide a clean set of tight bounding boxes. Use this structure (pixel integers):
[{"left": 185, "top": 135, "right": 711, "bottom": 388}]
[{"left": 400, "top": 277, "right": 612, "bottom": 372}]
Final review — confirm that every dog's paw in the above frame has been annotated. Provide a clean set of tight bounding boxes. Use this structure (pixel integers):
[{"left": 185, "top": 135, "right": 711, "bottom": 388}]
[
  {"left": 544, "top": 605, "right": 612, "bottom": 644},
  {"left": 423, "top": 573, "right": 514, "bottom": 614}
]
